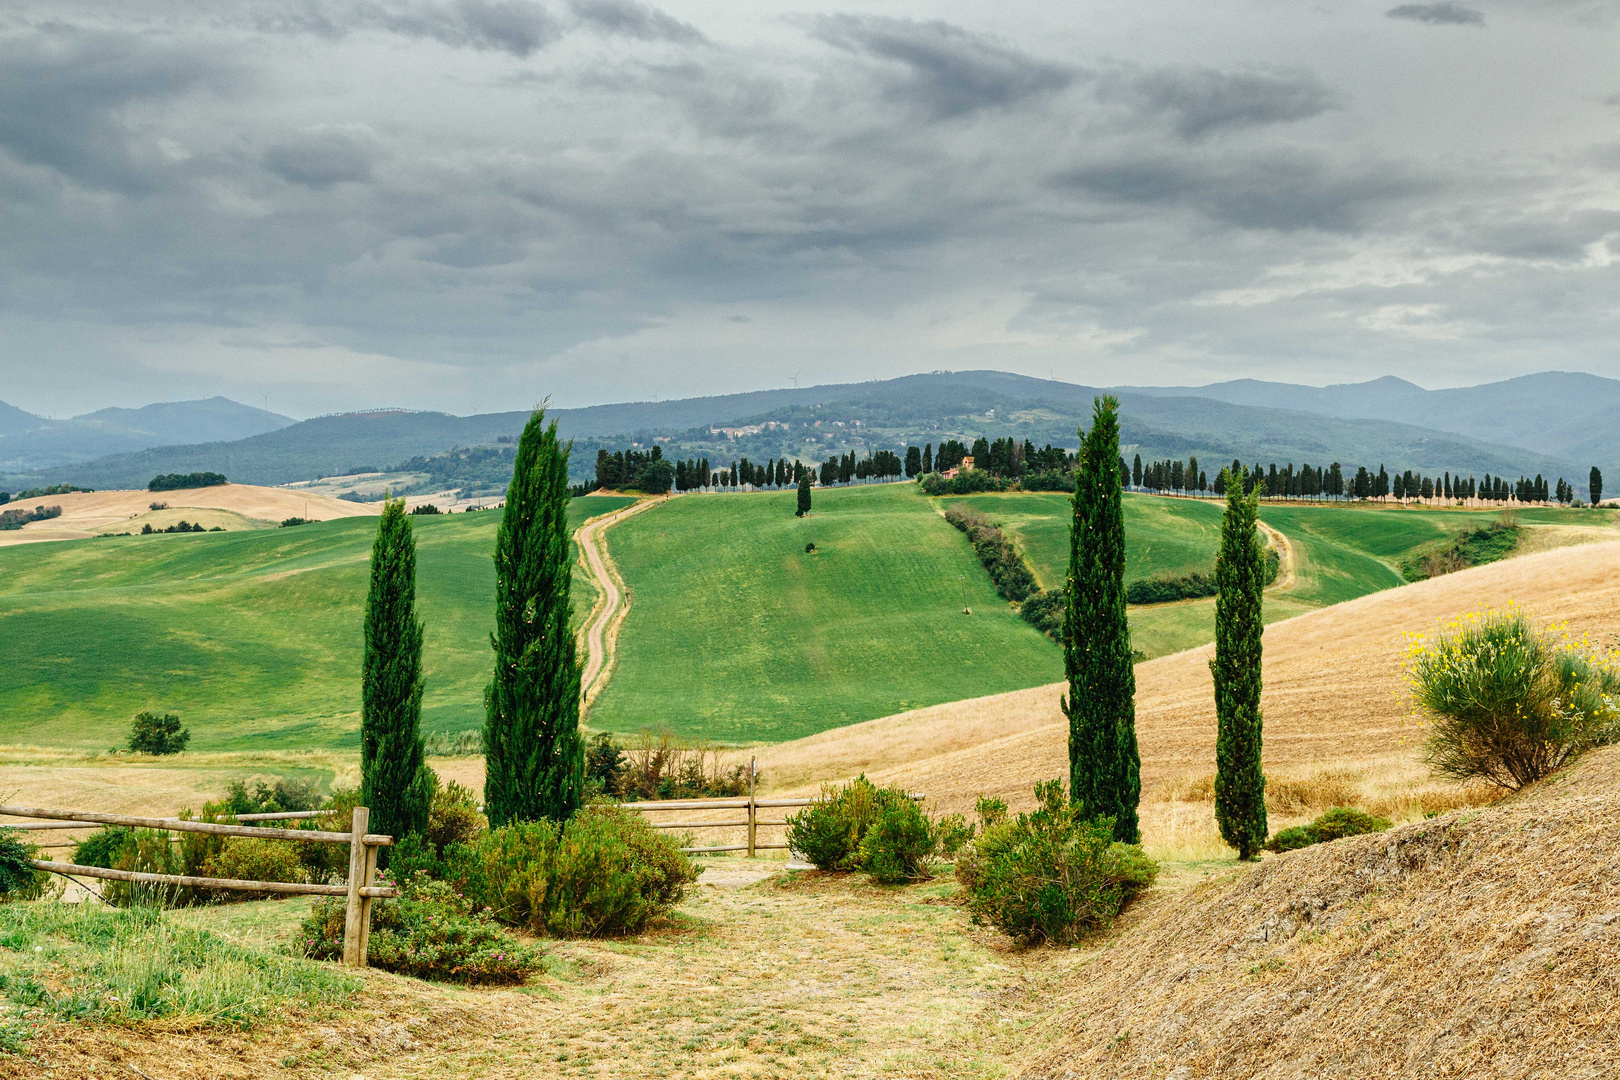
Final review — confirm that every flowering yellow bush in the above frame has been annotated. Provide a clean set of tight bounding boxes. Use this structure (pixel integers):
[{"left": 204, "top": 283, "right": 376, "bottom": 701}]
[{"left": 1405, "top": 606, "right": 1620, "bottom": 790}]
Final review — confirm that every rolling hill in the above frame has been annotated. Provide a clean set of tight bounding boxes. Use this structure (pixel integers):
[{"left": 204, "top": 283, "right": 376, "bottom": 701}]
[
  {"left": 5, "top": 372, "right": 1592, "bottom": 495},
  {"left": 0, "top": 396, "right": 293, "bottom": 473},
  {"left": 0, "top": 495, "right": 633, "bottom": 751}
]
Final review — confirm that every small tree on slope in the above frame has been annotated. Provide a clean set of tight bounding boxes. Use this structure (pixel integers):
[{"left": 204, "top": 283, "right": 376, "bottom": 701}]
[
  {"left": 1212, "top": 468, "right": 1268, "bottom": 859},
  {"left": 483, "top": 409, "right": 585, "bottom": 827},
  {"left": 1591, "top": 467, "right": 1603, "bottom": 507},
  {"left": 1062, "top": 395, "right": 1141, "bottom": 844},
  {"left": 361, "top": 498, "right": 434, "bottom": 847},
  {"left": 797, "top": 470, "right": 812, "bottom": 517}
]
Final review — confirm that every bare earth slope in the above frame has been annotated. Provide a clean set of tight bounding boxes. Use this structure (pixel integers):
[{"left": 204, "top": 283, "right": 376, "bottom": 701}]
[
  {"left": 0, "top": 484, "right": 377, "bottom": 545},
  {"left": 757, "top": 540, "right": 1620, "bottom": 814},
  {"left": 1021, "top": 743, "right": 1620, "bottom": 1078}
]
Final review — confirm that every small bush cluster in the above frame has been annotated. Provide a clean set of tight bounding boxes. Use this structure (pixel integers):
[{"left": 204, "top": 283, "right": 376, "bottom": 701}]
[
  {"left": 127, "top": 711, "right": 190, "bottom": 755},
  {"left": 0, "top": 829, "right": 47, "bottom": 900},
  {"left": 1125, "top": 571, "right": 1217, "bottom": 605},
  {"left": 423, "top": 804, "right": 699, "bottom": 937},
  {"left": 12, "top": 484, "right": 91, "bottom": 499},
  {"left": 918, "top": 470, "right": 1009, "bottom": 495},
  {"left": 956, "top": 780, "right": 1157, "bottom": 945},
  {"left": 0, "top": 504, "right": 61, "bottom": 531},
  {"left": 409, "top": 503, "right": 442, "bottom": 515},
  {"left": 1400, "top": 521, "right": 1520, "bottom": 582},
  {"left": 591, "top": 730, "right": 754, "bottom": 800},
  {"left": 1266, "top": 807, "right": 1392, "bottom": 853},
  {"left": 300, "top": 874, "right": 541, "bottom": 984},
  {"left": 1406, "top": 606, "right": 1620, "bottom": 790},
  {"left": 148, "top": 472, "right": 228, "bottom": 492},
  {"left": 943, "top": 505, "right": 1037, "bottom": 603},
  {"left": 785, "top": 777, "right": 970, "bottom": 883},
  {"left": 279, "top": 516, "right": 310, "bottom": 527},
  {"left": 140, "top": 520, "right": 220, "bottom": 534}
]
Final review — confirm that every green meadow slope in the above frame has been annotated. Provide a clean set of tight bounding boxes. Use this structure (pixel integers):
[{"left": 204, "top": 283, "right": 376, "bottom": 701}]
[
  {"left": 588, "top": 484, "right": 1062, "bottom": 744},
  {"left": 954, "top": 492, "right": 1617, "bottom": 658},
  {"left": 0, "top": 495, "right": 634, "bottom": 751}
]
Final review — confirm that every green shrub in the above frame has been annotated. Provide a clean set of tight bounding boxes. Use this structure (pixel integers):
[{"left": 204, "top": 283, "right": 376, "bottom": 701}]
[
  {"left": 1265, "top": 807, "right": 1392, "bottom": 853},
  {"left": 857, "top": 800, "right": 971, "bottom": 885},
  {"left": 1125, "top": 571, "right": 1217, "bottom": 605},
  {"left": 218, "top": 776, "right": 323, "bottom": 815},
  {"left": 299, "top": 874, "right": 541, "bottom": 985},
  {"left": 943, "top": 505, "right": 1037, "bottom": 602},
  {"left": 1406, "top": 607, "right": 1620, "bottom": 789},
  {"left": 71, "top": 826, "right": 135, "bottom": 869},
  {"left": 956, "top": 780, "right": 1157, "bottom": 945},
  {"left": 0, "top": 829, "right": 46, "bottom": 901},
  {"left": 127, "top": 711, "right": 189, "bottom": 754},
  {"left": 1019, "top": 589, "right": 1065, "bottom": 639},
  {"left": 201, "top": 838, "right": 309, "bottom": 896},
  {"left": 148, "top": 472, "right": 228, "bottom": 492},
  {"left": 426, "top": 779, "right": 486, "bottom": 854},
  {"left": 787, "top": 777, "right": 969, "bottom": 882},
  {"left": 1400, "top": 522, "right": 1520, "bottom": 582},
  {"left": 439, "top": 806, "right": 699, "bottom": 938}
]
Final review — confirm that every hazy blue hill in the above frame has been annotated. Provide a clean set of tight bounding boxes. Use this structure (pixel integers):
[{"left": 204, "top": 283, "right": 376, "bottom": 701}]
[
  {"left": 4, "top": 371, "right": 1593, "bottom": 493},
  {"left": 0, "top": 396, "right": 295, "bottom": 473}
]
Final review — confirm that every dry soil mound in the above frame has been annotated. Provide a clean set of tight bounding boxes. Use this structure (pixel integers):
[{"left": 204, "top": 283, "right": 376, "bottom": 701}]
[
  {"left": 1019, "top": 743, "right": 1620, "bottom": 1079},
  {"left": 758, "top": 540, "right": 1620, "bottom": 818},
  {"left": 0, "top": 483, "right": 378, "bottom": 544}
]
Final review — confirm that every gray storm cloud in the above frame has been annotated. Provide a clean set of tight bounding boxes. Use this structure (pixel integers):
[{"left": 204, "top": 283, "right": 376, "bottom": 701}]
[{"left": 0, "top": 1, "right": 1615, "bottom": 416}]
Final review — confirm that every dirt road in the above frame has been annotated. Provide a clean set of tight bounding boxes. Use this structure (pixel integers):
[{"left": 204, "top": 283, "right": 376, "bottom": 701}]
[{"left": 575, "top": 497, "right": 661, "bottom": 708}]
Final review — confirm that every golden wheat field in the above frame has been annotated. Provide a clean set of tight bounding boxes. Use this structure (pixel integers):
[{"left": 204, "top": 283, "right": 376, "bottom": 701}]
[{"left": 0, "top": 484, "right": 378, "bottom": 544}]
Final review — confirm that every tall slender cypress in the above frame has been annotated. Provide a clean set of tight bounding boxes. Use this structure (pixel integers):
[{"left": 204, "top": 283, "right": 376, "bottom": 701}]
[
  {"left": 361, "top": 497, "right": 433, "bottom": 847},
  {"left": 483, "top": 409, "right": 585, "bottom": 827},
  {"left": 796, "top": 471, "right": 812, "bottom": 517},
  {"left": 1061, "top": 396, "right": 1140, "bottom": 843},
  {"left": 1212, "top": 467, "right": 1267, "bottom": 859}
]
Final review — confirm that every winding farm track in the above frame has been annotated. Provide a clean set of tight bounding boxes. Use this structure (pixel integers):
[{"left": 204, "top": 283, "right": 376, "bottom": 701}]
[
  {"left": 576, "top": 497, "right": 662, "bottom": 709},
  {"left": 1257, "top": 519, "right": 1296, "bottom": 591}
]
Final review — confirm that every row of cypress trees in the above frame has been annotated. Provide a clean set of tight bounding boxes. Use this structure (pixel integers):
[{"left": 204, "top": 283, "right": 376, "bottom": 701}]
[
  {"left": 1064, "top": 397, "right": 1267, "bottom": 858},
  {"left": 361, "top": 409, "right": 584, "bottom": 847}
]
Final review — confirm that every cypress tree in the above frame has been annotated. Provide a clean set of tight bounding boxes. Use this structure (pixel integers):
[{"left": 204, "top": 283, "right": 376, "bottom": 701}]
[
  {"left": 361, "top": 497, "right": 433, "bottom": 847},
  {"left": 1591, "top": 467, "right": 1603, "bottom": 506},
  {"left": 1061, "top": 395, "right": 1140, "bottom": 843},
  {"left": 796, "top": 471, "right": 812, "bottom": 516},
  {"left": 483, "top": 409, "right": 585, "bottom": 827},
  {"left": 1211, "top": 467, "right": 1267, "bottom": 860},
  {"left": 922, "top": 443, "right": 933, "bottom": 473}
]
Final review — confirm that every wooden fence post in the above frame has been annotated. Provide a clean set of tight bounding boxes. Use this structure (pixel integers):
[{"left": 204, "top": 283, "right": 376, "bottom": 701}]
[
  {"left": 746, "top": 756, "right": 757, "bottom": 858},
  {"left": 357, "top": 841, "right": 379, "bottom": 961},
  {"left": 342, "top": 805, "right": 370, "bottom": 968}
]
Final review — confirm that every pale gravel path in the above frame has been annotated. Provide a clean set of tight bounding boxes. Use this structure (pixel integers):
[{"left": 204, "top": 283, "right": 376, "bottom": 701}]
[{"left": 576, "top": 497, "right": 663, "bottom": 708}]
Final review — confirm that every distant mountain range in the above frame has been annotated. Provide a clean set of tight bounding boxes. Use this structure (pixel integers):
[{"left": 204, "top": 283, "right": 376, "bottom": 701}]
[
  {"left": 1, "top": 372, "right": 1610, "bottom": 495},
  {"left": 0, "top": 396, "right": 294, "bottom": 472}
]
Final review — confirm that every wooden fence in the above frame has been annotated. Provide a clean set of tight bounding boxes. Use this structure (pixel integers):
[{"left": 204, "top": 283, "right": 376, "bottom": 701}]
[
  {"left": 628, "top": 759, "right": 924, "bottom": 856},
  {"left": 0, "top": 804, "right": 395, "bottom": 968}
]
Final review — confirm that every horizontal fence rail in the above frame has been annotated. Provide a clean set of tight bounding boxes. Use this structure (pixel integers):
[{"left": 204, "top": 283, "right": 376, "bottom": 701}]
[
  {"left": 623, "top": 762, "right": 924, "bottom": 855},
  {"left": 6, "top": 803, "right": 393, "bottom": 968}
]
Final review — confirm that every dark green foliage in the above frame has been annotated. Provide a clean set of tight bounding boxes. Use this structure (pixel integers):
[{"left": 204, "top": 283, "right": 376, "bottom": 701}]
[
  {"left": 72, "top": 826, "right": 135, "bottom": 869},
  {"left": 12, "top": 484, "right": 91, "bottom": 498},
  {"left": 217, "top": 776, "right": 322, "bottom": 815},
  {"left": 279, "top": 517, "right": 309, "bottom": 527},
  {"left": 595, "top": 446, "right": 674, "bottom": 493},
  {"left": 1591, "top": 467, "right": 1603, "bottom": 506},
  {"left": 1212, "top": 468, "right": 1268, "bottom": 860},
  {"left": 1125, "top": 571, "right": 1217, "bottom": 604},
  {"left": 1400, "top": 522, "right": 1520, "bottom": 582},
  {"left": 484, "top": 409, "right": 585, "bottom": 827},
  {"left": 409, "top": 503, "right": 442, "bottom": 515},
  {"left": 585, "top": 732, "right": 627, "bottom": 794},
  {"left": 943, "top": 505, "right": 1037, "bottom": 602},
  {"left": 128, "top": 711, "right": 189, "bottom": 754},
  {"left": 1063, "top": 396, "right": 1141, "bottom": 844},
  {"left": 796, "top": 471, "right": 812, "bottom": 516},
  {"left": 918, "top": 470, "right": 1008, "bottom": 495},
  {"left": 1019, "top": 588, "right": 1066, "bottom": 638},
  {"left": 148, "top": 472, "right": 227, "bottom": 492},
  {"left": 0, "top": 829, "right": 45, "bottom": 900},
  {"left": 361, "top": 498, "right": 434, "bottom": 846},
  {"left": 785, "top": 776, "right": 965, "bottom": 882},
  {"left": 437, "top": 805, "right": 699, "bottom": 937},
  {"left": 1265, "top": 807, "right": 1392, "bottom": 852},
  {"left": 0, "top": 504, "right": 61, "bottom": 531},
  {"left": 300, "top": 874, "right": 542, "bottom": 984},
  {"left": 956, "top": 780, "right": 1157, "bottom": 945}
]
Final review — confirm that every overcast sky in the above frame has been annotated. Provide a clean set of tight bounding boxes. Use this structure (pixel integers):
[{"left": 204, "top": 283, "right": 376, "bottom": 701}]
[{"left": 1, "top": 1, "right": 1617, "bottom": 418}]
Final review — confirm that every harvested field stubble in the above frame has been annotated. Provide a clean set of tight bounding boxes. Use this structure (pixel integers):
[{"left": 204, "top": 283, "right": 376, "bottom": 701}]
[{"left": 1020, "top": 743, "right": 1620, "bottom": 1079}]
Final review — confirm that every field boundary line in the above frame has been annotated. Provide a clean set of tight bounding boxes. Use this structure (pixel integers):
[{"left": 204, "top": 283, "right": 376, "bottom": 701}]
[
  {"left": 577, "top": 497, "right": 663, "bottom": 710},
  {"left": 1258, "top": 520, "right": 1296, "bottom": 591}
]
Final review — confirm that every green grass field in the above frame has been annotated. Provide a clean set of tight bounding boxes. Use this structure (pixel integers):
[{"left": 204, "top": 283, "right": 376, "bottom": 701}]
[
  {"left": 0, "top": 495, "right": 634, "bottom": 751},
  {"left": 589, "top": 484, "right": 1062, "bottom": 743},
  {"left": 946, "top": 494, "right": 1619, "bottom": 659}
]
